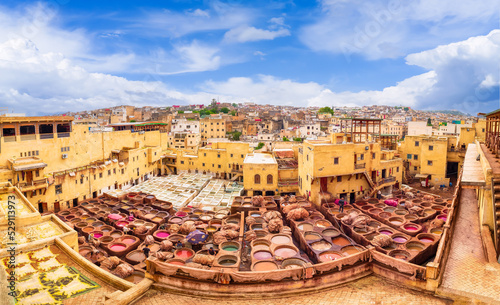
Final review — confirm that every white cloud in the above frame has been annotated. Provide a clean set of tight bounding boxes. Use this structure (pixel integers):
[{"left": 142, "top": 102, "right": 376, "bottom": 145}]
[
  {"left": 224, "top": 26, "right": 290, "bottom": 43},
  {"left": 300, "top": 0, "right": 500, "bottom": 59}
]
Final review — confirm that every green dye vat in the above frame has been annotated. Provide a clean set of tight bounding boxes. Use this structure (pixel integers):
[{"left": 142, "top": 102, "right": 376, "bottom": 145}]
[{"left": 223, "top": 245, "right": 238, "bottom": 251}]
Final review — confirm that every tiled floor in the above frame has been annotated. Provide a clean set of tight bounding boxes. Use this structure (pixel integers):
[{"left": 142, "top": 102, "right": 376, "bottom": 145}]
[
  {"left": 439, "top": 188, "right": 500, "bottom": 304},
  {"left": 132, "top": 275, "right": 451, "bottom": 305}
]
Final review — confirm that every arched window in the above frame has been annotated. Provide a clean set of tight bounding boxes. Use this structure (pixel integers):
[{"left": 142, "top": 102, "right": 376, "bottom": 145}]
[
  {"left": 254, "top": 174, "right": 261, "bottom": 184},
  {"left": 267, "top": 174, "right": 273, "bottom": 185}
]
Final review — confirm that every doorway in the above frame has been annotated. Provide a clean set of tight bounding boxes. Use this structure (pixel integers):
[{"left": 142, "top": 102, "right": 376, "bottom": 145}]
[
  {"left": 54, "top": 201, "right": 60, "bottom": 212},
  {"left": 382, "top": 169, "right": 387, "bottom": 179},
  {"left": 92, "top": 191, "right": 97, "bottom": 198},
  {"left": 372, "top": 171, "right": 377, "bottom": 182},
  {"left": 26, "top": 171, "right": 33, "bottom": 183},
  {"left": 349, "top": 192, "right": 355, "bottom": 204},
  {"left": 265, "top": 191, "right": 275, "bottom": 196},
  {"left": 72, "top": 198, "right": 78, "bottom": 207},
  {"left": 38, "top": 202, "right": 45, "bottom": 213},
  {"left": 320, "top": 177, "right": 328, "bottom": 192},
  {"left": 446, "top": 162, "right": 459, "bottom": 187},
  {"left": 253, "top": 190, "right": 263, "bottom": 196}
]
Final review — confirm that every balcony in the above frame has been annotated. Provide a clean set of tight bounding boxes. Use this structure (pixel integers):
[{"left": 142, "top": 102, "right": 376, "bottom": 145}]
[
  {"left": 3, "top": 136, "right": 16, "bottom": 143},
  {"left": 278, "top": 179, "right": 299, "bottom": 187},
  {"left": 379, "top": 176, "right": 396, "bottom": 185},
  {"left": 16, "top": 178, "right": 48, "bottom": 192},
  {"left": 57, "top": 132, "right": 70, "bottom": 138},
  {"left": 20, "top": 134, "right": 36, "bottom": 141},
  {"left": 40, "top": 133, "right": 54, "bottom": 139},
  {"left": 354, "top": 163, "right": 366, "bottom": 169}
]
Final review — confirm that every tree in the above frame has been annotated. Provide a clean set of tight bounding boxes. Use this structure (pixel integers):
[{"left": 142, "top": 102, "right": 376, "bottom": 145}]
[
  {"left": 129, "top": 120, "right": 136, "bottom": 122},
  {"left": 318, "top": 106, "right": 334, "bottom": 115},
  {"left": 255, "top": 142, "right": 265, "bottom": 150},
  {"left": 230, "top": 110, "right": 237, "bottom": 116},
  {"left": 283, "top": 136, "right": 290, "bottom": 141},
  {"left": 220, "top": 107, "right": 230, "bottom": 114},
  {"left": 293, "top": 137, "right": 302, "bottom": 142},
  {"left": 232, "top": 103, "right": 238, "bottom": 107},
  {"left": 426, "top": 118, "right": 432, "bottom": 126},
  {"left": 177, "top": 110, "right": 184, "bottom": 114},
  {"left": 232, "top": 131, "right": 241, "bottom": 141}
]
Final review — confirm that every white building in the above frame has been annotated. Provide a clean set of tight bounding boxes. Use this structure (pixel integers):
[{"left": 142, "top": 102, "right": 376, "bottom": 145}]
[
  {"left": 171, "top": 118, "right": 200, "bottom": 133},
  {"left": 407, "top": 121, "right": 433, "bottom": 136}
]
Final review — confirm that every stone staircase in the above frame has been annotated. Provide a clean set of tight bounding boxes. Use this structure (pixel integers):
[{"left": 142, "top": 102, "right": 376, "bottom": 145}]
[{"left": 492, "top": 178, "right": 500, "bottom": 250}]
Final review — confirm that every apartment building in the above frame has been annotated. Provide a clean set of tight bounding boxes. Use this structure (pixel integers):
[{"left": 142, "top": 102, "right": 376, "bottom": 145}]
[{"left": 200, "top": 116, "right": 226, "bottom": 143}]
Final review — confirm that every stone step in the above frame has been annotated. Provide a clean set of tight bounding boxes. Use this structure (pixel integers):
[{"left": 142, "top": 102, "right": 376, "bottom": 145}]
[
  {"left": 495, "top": 193, "right": 500, "bottom": 200},
  {"left": 494, "top": 185, "right": 500, "bottom": 191},
  {"left": 493, "top": 178, "right": 500, "bottom": 184}
]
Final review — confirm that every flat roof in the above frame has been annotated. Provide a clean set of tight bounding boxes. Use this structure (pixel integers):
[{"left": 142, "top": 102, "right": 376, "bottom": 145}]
[
  {"left": 244, "top": 153, "right": 277, "bottom": 164},
  {"left": 461, "top": 143, "right": 486, "bottom": 186}
]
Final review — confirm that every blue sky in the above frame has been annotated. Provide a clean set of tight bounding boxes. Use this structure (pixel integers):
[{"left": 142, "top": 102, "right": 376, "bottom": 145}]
[{"left": 0, "top": 0, "right": 499, "bottom": 115}]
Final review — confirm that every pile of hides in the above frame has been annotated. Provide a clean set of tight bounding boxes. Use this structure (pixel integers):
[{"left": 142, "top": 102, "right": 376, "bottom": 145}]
[
  {"left": 288, "top": 195, "right": 297, "bottom": 203},
  {"left": 213, "top": 230, "right": 239, "bottom": 244},
  {"left": 252, "top": 196, "right": 264, "bottom": 207},
  {"left": 179, "top": 222, "right": 196, "bottom": 235},
  {"left": 431, "top": 219, "right": 445, "bottom": 228},
  {"left": 267, "top": 218, "right": 283, "bottom": 233},
  {"left": 244, "top": 230, "right": 257, "bottom": 242},
  {"left": 143, "top": 235, "right": 155, "bottom": 245},
  {"left": 160, "top": 240, "right": 173, "bottom": 251},
  {"left": 283, "top": 203, "right": 300, "bottom": 214},
  {"left": 135, "top": 225, "right": 148, "bottom": 235},
  {"left": 263, "top": 211, "right": 282, "bottom": 222},
  {"left": 423, "top": 195, "right": 435, "bottom": 201},
  {"left": 193, "top": 254, "right": 215, "bottom": 265},
  {"left": 245, "top": 216, "right": 256, "bottom": 227},
  {"left": 372, "top": 234, "right": 393, "bottom": 248},
  {"left": 286, "top": 208, "right": 309, "bottom": 221},
  {"left": 114, "top": 263, "right": 134, "bottom": 278},
  {"left": 222, "top": 223, "right": 240, "bottom": 231},
  {"left": 384, "top": 199, "right": 398, "bottom": 207},
  {"left": 100, "top": 256, "right": 120, "bottom": 270},
  {"left": 341, "top": 211, "right": 360, "bottom": 225},
  {"left": 155, "top": 251, "right": 173, "bottom": 260},
  {"left": 409, "top": 206, "right": 424, "bottom": 216},
  {"left": 169, "top": 224, "right": 180, "bottom": 234}
]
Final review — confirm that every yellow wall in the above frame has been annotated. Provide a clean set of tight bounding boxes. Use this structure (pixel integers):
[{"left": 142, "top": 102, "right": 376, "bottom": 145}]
[{"left": 243, "top": 153, "right": 278, "bottom": 196}]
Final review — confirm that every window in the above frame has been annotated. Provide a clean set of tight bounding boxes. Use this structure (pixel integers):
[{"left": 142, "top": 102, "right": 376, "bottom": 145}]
[
  {"left": 359, "top": 154, "right": 364, "bottom": 160},
  {"left": 414, "top": 155, "right": 418, "bottom": 160},
  {"left": 254, "top": 174, "right": 261, "bottom": 184},
  {"left": 218, "top": 165, "right": 221, "bottom": 168},
  {"left": 108, "top": 170, "right": 111, "bottom": 176},
  {"left": 307, "top": 155, "right": 309, "bottom": 161},
  {"left": 218, "top": 154, "right": 220, "bottom": 158},
  {"left": 230, "top": 154, "right": 233, "bottom": 157},
  {"left": 204, "top": 153, "right": 206, "bottom": 157},
  {"left": 75, "top": 180, "right": 77, "bottom": 184},
  {"left": 35, "top": 170, "right": 39, "bottom": 177},
  {"left": 429, "top": 145, "right": 433, "bottom": 151},
  {"left": 397, "top": 167, "right": 399, "bottom": 172},
  {"left": 99, "top": 173, "right": 102, "bottom": 178},
  {"left": 80, "top": 178, "right": 84, "bottom": 184},
  {"left": 94, "top": 174, "right": 96, "bottom": 180},
  {"left": 55, "top": 184, "right": 62, "bottom": 195},
  {"left": 241, "top": 154, "right": 244, "bottom": 158},
  {"left": 415, "top": 141, "right": 419, "bottom": 146},
  {"left": 202, "top": 163, "right": 205, "bottom": 167},
  {"left": 372, "top": 153, "right": 376, "bottom": 159},
  {"left": 414, "top": 166, "right": 417, "bottom": 171},
  {"left": 334, "top": 157, "right": 339, "bottom": 164},
  {"left": 121, "top": 169, "right": 124, "bottom": 174},
  {"left": 428, "top": 160, "right": 433, "bottom": 166},
  {"left": 181, "top": 161, "right": 184, "bottom": 164},
  {"left": 407, "top": 154, "right": 412, "bottom": 159},
  {"left": 337, "top": 176, "right": 342, "bottom": 182},
  {"left": 113, "top": 169, "right": 116, "bottom": 174},
  {"left": 267, "top": 174, "right": 273, "bottom": 184}
]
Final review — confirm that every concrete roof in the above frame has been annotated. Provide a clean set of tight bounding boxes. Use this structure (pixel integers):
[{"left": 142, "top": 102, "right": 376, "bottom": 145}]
[{"left": 244, "top": 153, "right": 277, "bottom": 165}]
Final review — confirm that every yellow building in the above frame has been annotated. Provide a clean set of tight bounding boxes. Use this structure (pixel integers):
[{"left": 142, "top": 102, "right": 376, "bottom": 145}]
[
  {"left": 298, "top": 134, "right": 402, "bottom": 207},
  {"left": 0, "top": 116, "right": 172, "bottom": 213},
  {"left": 200, "top": 116, "right": 226, "bottom": 143},
  {"left": 243, "top": 153, "right": 278, "bottom": 196},
  {"left": 176, "top": 142, "right": 251, "bottom": 181}
]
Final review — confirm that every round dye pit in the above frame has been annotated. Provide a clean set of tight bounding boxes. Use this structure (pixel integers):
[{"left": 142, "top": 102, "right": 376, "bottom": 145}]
[
  {"left": 392, "top": 235, "right": 408, "bottom": 243},
  {"left": 314, "top": 220, "right": 331, "bottom": 228},
  {"left": 418, "top": 234, "right": 436, "bottom": 243},
  {"left": 437, "top": 215, "right": 447, "bottom": 221},
  {"left": 127, "top": 250, "right": 146, "bottom": 264},
  {"left": 318, "top": 251, "right": 343, "bottom": 262},
  {"left": 405, "top": 241, "right": 425, "bottom": 253},
  {"left": 122, "top": 237, "right": 137, "bottom": 244},
  {"left": 218, "top": 256, "right": 238, "bottom": 266},
  {"left": 388, "top": 217, "right": 404, "bottom": 226},
  {"left": 311, "top": 240, "right": 332, "bottom": 251},
  {"left": 378, "top": 229, "right": 393, "bottom": 235},
  {"left": 175, "top": 249, "right": 194, "bottom": 259},
  {"left": 322, "top": 229, "right": 340, "bottom": 238},
  {"left": 116, "top": 221, "right": 129, "bottom": 227},
  {"left": 91, "top": 232, "right": 103, "bottom": 239},
  {"left": 155, "top": 231, "right": 170, "bottom": 239},
  {"left": 253, "top": 261, "right": 278, "bottom": 271},
  {"left": 253, "top": 251, "right": 273, "bottom": 260},
  {"left": 167, "top": 259, "right": 185, "bottom": 266},
  {"left": 281, "top": 258, "right": 306, "bottom": 269},
  {"left": 389, "top": 250, "right": 410, "bottom": 261},
  {"left": 430, "top": 228, "right": 443, "bottom": 235},
  {"left": 297, "top": 223, "right": 313, "bottom": 231},
  {"left": 221, "top": 242, "right": 240, "bottom": 252},
  {"left": 378, "top": 212, "right": 391, "bottom": 219},
  {"left": 331, "top": 236, "right": 351, "bottom": 247},
  {"left": 271, "top": 235, "right": 290, "bottom": 245},
  {"left": 403, "top": 224, "right": 419, "bottom": 232},
  {"left": 274, "top": 246, "right": 297, "bottom": 258},
  {"left": 304, "top": 232, "right": 322, "bottom": 241},
  {"left": 109, "top": 244, "right": 127, "bottom": 251},
  {"left": 341, "top": 245, "right": 363, "bottom": 256},
  {"left": 206, "top": 226, "right": 217, "bottom": 233}
]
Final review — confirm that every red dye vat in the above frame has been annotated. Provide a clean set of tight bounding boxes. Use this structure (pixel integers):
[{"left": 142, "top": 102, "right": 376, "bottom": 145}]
[
  {"left": 176, "top": 250, "right": 193, "bottom": 259},
  {"left": 393, "top": 236, "right": 407, "bottom": 243},
  {"left": 110, "top": 244, "right": 126, "bottom": 251},
  {"left": 116, "top": 221, "right": 128, "bottom": 227},
  {"left": 419, "top": 237, "right": 434, "bottom": 243},
  {"left": 437, "top": 215, "right": 447, "bottom": 221},
  {"left": 156, "top": 232, "right": 170, "bottom": 238},
  {"left": 404, "top": 225, "right": 418, "bottom": 231}
]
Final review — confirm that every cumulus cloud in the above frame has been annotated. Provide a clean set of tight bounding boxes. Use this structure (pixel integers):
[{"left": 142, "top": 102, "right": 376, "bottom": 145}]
[
  {"left": 0, "top": 38, "right": 213, "bottom": 115},
  {"left": 300, "top": 0, "right": 500, "bottom": 59},
  {"left": 224, "top": 26, "right": 290, "bottom": 43}
]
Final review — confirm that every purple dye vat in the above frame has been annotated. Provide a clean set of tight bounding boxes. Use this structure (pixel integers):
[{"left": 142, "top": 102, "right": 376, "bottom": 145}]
[
  {"left": 393, "top": 236, "right": 407, "bottom": 243},
  {"left": 379, "top": 230, "right": 393, "bottom": 235},
  {"left": 253, "top": 251, "right": 272, "bottom": 260}
]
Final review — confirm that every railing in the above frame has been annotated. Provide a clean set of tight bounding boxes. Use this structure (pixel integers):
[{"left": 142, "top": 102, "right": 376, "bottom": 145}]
[
  {"left": 3, "top": 136, "right": 16, "bottom": 142},
  {"left": 354, "top": 163, "right": 366, "bottom": 169},
  {"left": 57, "top": 132, "right": 70, "bottom": 138},
  {"left": 119, "top": 158, "right": 129, "bottom": 163},
  {"left": 278, "top": 179, "right": 299, "bottom": 187},
  {"left": 16, "top": 178, "right": 48, "bottom": 190},
  {"left": 20, "top": 134, "right": 36, "bottom": 141},
  {"left": 448, "top": 148, "right": 466, "bottom": 153},
  {"left": 379, "top": 176, "right": 396, "bottom": 184},
  {"left": 40, "top": 133, "right": 54, "bottom": 139}
]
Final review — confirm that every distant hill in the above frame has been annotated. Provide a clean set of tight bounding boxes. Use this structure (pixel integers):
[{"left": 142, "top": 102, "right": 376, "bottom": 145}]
[{"left": 422, "top": 110, "right": 471, "bottom": 116}]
